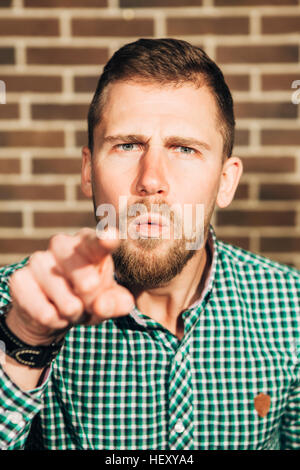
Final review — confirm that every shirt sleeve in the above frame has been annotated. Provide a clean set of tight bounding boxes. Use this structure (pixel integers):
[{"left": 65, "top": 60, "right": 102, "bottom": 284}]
[
  {"left": 0, "top": 363, "right": 52, "bottom": 450},
  {"left": 0, "top": 258, "right": 29, "bottom": 307},
  {"left": 0, "top": 258, "right": 47, "bottom": 450}
]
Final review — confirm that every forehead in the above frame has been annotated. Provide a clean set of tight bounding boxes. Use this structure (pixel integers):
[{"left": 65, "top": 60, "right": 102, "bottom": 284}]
[
  {"left": 102, "top": 80, "right": 218, "bottom": 117},
  {"left": 96, "top": 81, "right": 223, "bottom": 150}
]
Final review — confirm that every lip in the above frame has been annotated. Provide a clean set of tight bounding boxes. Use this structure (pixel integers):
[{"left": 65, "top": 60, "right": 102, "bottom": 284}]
[{"left": 133, "top": 213, "right": 169, "bottom": 228}]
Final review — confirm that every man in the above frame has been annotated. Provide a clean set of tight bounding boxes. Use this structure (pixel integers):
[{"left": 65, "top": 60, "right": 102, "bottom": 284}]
[{"left": 0, "top": 38, "right": 299, "bottom": 450}]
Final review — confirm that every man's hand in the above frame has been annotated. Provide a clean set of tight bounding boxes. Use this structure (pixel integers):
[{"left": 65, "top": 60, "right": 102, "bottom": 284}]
[{"left": 7, "top": 228, "right": 135, "bottom": 346}]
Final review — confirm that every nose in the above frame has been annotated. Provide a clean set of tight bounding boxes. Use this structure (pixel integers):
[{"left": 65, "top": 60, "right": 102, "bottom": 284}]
[{"left": 134, "top": 146, "right": 169, "bottom": 197}]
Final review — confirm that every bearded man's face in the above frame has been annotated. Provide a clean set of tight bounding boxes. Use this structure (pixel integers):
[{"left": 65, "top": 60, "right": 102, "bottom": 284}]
[{"left": 81, "top": 80, "right": 229, "bottom": 290}]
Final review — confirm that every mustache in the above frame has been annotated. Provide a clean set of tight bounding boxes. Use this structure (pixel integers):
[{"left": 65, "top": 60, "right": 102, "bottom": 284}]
[
  {"left": 94, "top": 196, "right": 206, "bottom": 249},
  {"left": 119, "top": 198, "right": 178, "bottom": 225}
]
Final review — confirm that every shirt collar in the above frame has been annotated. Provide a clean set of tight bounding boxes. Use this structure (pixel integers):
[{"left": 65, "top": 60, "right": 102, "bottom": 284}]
[{"left": 185, "top": 225, "right": 216, "bottom": 310}]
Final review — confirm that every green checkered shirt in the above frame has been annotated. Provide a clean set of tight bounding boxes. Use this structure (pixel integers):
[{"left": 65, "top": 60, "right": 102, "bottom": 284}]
[{"left": 0, "top": 227, "right": 299, "bottom": 450}]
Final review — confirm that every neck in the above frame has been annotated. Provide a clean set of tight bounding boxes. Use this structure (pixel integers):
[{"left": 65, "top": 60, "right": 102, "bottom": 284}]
[{"left": 133, "top": 241, "right": 210, "bottom": 340}]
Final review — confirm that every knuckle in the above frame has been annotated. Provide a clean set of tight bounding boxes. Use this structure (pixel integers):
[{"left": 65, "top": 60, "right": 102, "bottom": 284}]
[
  {"left": 49, "top": 233, "right": 69, "bottom": 253},
  {"left": 75, "top": 283, "right": 93, "bottom": 297},
  {"left": 75, "top": 276, "right": 99, "bottom": 296},
  {"left": 38, "top": 310, "right": 55, "bottom": 327},
  {"left": 9, "top": 267, "right": 29, "bottom": 294},
  {"left": 9, "top": 267, "right": 26, "bottom": 285},
  {"left": 77, "top": 227, "right": 94, "bottom": 238},
  {"left": 29, "top": 250, "right": 47, "bottom": 268},
  {"left": 61, "top": 299, "right": 83, "bottom": 318}
]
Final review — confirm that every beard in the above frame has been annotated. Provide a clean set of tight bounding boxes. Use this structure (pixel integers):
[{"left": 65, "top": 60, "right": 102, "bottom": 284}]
[
  {"left": 112, "top": 236, "right": 197, "bottom": 291},
  {"left": 110, "top": 197, "right": 213, "bottom": 291}
]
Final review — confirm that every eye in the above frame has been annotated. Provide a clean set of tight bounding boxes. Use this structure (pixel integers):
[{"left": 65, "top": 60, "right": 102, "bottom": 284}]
[
  {"left": 116, "top": 143, "right": 140, "bottom": 152},
  {"left": 173, "top": 146, "right": 196, "bottom": 155}
]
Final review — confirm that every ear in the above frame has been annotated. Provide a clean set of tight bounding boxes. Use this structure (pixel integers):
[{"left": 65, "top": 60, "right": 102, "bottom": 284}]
[
  {"left": 81, "top": 146, "right": 93, "bottom": 198},
  {"left": 216, "top": 156, "right": 243, "bottom": 208}
]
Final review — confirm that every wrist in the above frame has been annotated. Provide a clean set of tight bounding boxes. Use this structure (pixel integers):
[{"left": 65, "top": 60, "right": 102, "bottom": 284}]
[
  {"left": 5, "top": 304, "right": 60, "bottom": 346},
  {"left": 0, "top": 303, "right": 65, "bottom": 368}
]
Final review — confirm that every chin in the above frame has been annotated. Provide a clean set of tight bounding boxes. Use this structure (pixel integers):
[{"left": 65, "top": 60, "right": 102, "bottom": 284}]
[{"left": 112, "top": 237, "right": 197, "bottom": 290}]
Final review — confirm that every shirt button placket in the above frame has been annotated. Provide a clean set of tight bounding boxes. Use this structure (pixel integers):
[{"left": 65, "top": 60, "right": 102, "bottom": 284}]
[
  {"left": 175, "top": 350, "right": 183, "bottom": 363},
  {"left": 168, "top": 347, "right": 194, "bottom": 450}
]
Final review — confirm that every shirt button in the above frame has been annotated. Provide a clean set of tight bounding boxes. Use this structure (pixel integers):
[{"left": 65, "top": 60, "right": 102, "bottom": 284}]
[
  {"left": 174, "top": 420, "right": 185, "bottom": 434},
  {"left": 8, "top": 411, "right": 23, "bottom": 425},
  {"left": 175, "top": 350, "right": 183, "bottom": 363}
]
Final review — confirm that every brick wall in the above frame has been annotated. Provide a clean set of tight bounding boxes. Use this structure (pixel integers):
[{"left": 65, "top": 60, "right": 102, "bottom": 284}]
[{"left": 0, "top": 0, "right": 300, "bottom": 269}]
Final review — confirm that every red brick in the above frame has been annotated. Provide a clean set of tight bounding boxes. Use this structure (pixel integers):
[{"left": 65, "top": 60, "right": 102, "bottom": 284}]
[
  {"left": 72, "top": 18, "right": 154, "bottom": 37},
  {"left": 0, "top": 212, "right": 22, "bottom": 228},
  {"left": 0, "top": 131, "right": 64, "bottom": 148},
  {"left": 0, "top": 19, "right": 59, "bottom": 36},
  {"left": 0, "top": 184, "right": 65, "bottom": 201},
  {"left": 0, "top": 75, "right": 62, "bottom": 93},
  {"left": 120, "top": 0, "right": 202, "bottom": 6},
  {"left": 32, "top": 158, "right": 81, "bottom": 175},
  {"left": 219, "top": 236, "right": 250, "bottom": 251},
  {"left": 217, "top": 210, "right": 295, "bottom": 227},
  {"left": 0, "top": 158, "right": 20, "bottom": 174},
  {"left": 259, "top": 183, "right": 300, "bottom": 200},
  {"left": 0, "top": 238, "right": 48, "bottom": 254},
  {"left": 0, "top": 0, "right": 12, "bottom": 7},
  {"left": 215, "top": 0, "right": 297, "bottom": 5},
  {"left": 242, "top": 156, "right": 296, "bottom": 173},
  {"left": 0, "top": 104, "right": 19, "bottom": 119},
  {"left": 262, "top": 16, "right": 300, "bottom": 34},
  {"left": 32, "top": 104, "right": 88, "bottom": 120},
  {"left": 224, "top": 74, "right": 250, "bottom": 92},
  {"left": 216, "top": 45, "right": 298, "bottom": 64},
  {"left": 74, "top": 75, "right": 99, "bottom": 93},
  {"left": 261, "top": 74, "right": 299, "bottom": 91},
  {"left": 234, "top": 183, "right": 249, "bottom": 200},
  {"left": 0, "top": 47, "right": 14, "bottom": 64},
  {"left": 260, "top": 236, "right": 300, "bottom": 252},
  {"left": 27, "top": 47, "right": 108, "bottom": 65},
  {"left": 75, "top": 131, "right": 88, "bottom": 147},
  {"left": 76, "top": 185, "right": 89, "bottom": 201},
  {"left": 235, "top": 129, "right": 249, "bottom": 146},
  {"left": 235, "top": 102, "right": 296, "bottom": 119},
  {"left": 25, "top": 0, "right": 107, "bottom": 6},
  {"left": 167, "top": 17, "right": 249, "bottom": 36},
  {"left": 34, "top": 211, "right": 95, "bottom": 228},
  {"left": 261, "top": 129, "right": 300, "bottom": 146}
]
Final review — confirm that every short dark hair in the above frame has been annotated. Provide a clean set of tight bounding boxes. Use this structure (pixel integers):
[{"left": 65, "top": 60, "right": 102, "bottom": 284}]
[{"left": 87, "top": 38, "right": 235, "bottom": 159}]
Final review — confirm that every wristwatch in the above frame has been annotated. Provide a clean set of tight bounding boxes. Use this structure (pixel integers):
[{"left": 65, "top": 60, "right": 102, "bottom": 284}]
[{"left": 0, "top": 303, "right": 65, "bottom": 368}]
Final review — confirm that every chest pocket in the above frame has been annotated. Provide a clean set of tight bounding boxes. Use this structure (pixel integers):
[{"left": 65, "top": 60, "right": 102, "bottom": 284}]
[{"left": 194, "top": 354, "right": 291, "bottom": 450}]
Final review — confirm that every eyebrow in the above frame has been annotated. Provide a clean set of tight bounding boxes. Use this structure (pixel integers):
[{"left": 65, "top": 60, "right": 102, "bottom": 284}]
[
  {"left": 164, "top": 136, "right": 211, "bottom": 152},
  {"left": 103, "top": 134, "right": 211, "bottom": 152},
  {"left": 103, "top": 134, "right": 146, "bottom": 145}
]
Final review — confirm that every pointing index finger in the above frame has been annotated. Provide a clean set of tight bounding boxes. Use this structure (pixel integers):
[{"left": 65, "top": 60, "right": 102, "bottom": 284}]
[{"left": 77, "top": 227, "right": 121, "bottom": 265}]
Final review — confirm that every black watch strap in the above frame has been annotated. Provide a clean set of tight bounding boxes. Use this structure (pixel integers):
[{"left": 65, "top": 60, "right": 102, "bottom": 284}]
[{"left": 0, "top": 303, "right": 65, "bottom": 368}]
